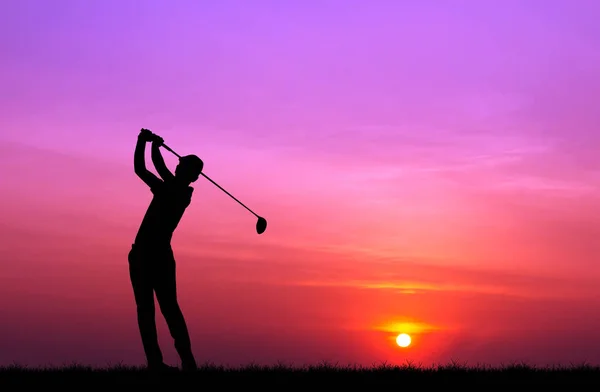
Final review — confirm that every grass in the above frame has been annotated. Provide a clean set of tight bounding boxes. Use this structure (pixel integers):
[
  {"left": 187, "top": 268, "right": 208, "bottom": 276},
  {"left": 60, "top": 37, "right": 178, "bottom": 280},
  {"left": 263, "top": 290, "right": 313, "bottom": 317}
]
[{"left": 2, "top": 361, "right": 600, "bottom": 388}]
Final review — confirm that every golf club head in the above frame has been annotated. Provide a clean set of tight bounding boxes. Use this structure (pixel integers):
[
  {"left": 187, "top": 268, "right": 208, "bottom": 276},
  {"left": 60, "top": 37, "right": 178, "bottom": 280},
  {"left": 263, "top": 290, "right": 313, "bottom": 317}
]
[{"left": 256, "top": 217, "right": 267, "bottom": 234}]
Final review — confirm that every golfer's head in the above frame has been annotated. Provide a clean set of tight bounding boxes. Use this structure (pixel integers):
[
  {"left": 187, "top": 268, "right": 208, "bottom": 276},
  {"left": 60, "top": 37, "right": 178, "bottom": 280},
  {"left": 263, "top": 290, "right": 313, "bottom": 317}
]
[{"left": 175, "top": 155, "right": 203, "bottom": 183}]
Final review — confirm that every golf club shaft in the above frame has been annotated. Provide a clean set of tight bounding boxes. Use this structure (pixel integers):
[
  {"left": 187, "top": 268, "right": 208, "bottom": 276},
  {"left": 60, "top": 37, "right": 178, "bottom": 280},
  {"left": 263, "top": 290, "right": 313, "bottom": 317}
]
[
  {"left": 200, "top": 172, "right": 259, "bottom": 218},
  {"left": 161, "top": 143, "right": 181, "bottom": 158},
  {"left": 161, "top": 143, "right": 260, "bottom": 219}
]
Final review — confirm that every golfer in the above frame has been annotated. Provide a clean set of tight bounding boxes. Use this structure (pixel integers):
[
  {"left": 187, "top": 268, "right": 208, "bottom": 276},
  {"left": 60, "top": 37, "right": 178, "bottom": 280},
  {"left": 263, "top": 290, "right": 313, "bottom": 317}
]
[{"left": 128, "top": 128, "right": 203, "bottom": 372}]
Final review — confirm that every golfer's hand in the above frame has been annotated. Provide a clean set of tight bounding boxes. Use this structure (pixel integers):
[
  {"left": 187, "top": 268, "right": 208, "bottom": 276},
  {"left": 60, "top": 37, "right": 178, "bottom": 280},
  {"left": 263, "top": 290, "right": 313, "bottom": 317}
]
[
  {"left": 139, "top": 128, "right": 154, "bottom": 142},
  {"left": 151, "top": 134, "right": 164, "bottom": 146}
]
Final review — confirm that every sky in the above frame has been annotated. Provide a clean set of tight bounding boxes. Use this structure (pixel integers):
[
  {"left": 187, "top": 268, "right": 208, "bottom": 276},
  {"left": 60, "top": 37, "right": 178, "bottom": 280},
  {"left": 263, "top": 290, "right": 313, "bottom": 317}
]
[{"left": 1, "top": 0, "right": 600, "bottom": 368}]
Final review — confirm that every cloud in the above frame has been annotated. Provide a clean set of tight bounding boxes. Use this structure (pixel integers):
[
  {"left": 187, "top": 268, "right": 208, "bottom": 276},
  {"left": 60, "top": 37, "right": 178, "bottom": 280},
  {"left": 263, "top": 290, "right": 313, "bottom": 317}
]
[{"left": 371, "top": 320, "right": 442, "bottom": 335}]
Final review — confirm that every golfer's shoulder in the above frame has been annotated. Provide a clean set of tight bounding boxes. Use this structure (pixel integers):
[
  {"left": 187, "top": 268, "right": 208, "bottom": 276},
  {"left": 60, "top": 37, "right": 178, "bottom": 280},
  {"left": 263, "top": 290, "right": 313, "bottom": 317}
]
[
  {"left": 167, "top": 182, "right": 193, "bottom": 199},
  {"left": 149, "top": 179, "right": 166, "bottom": 194}
]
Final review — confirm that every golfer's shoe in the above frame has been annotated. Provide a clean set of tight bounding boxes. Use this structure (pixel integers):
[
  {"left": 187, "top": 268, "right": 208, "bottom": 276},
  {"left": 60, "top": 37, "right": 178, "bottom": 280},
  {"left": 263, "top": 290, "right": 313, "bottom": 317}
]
[
  {"left": 182, "top": 361, "right": 198, "bottom": 372},
  {"left": 147, "top": 363, "right": 180, "bottom": 373}
]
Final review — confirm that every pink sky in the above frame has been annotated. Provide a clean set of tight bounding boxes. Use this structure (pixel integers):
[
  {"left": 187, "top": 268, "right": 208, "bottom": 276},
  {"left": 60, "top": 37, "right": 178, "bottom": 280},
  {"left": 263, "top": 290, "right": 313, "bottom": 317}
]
[{"left": 1, "top": 0, "right": 600, "bottom": 367}]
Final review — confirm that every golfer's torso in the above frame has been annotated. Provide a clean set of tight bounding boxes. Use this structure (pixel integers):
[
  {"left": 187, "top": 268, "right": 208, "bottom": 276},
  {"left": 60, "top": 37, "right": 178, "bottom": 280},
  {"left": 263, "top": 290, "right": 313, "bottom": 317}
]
[{"left": 135, "top": 183, "right": 193, "bottom": 247}]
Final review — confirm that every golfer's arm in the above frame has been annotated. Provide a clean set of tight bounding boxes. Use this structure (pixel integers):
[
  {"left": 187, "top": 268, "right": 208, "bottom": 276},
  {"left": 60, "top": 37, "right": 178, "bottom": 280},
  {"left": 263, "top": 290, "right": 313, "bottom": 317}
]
[
  {"left": 151, "top": 142, "right": 174, "bottom": 181},
  {"left": 134, "top": 139, "right": 162, "bottom": 188}
]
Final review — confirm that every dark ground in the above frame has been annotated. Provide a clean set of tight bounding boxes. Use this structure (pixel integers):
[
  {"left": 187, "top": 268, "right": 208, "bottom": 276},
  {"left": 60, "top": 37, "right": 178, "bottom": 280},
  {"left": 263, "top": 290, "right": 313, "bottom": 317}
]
[{"left": 2, "top": 363, "right": 600, "bottom": 389}]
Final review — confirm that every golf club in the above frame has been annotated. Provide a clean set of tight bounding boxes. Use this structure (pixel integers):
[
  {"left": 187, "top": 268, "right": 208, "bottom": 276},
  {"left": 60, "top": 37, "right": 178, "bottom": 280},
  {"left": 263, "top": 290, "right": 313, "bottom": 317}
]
[{"left": 160, "top": 142, "right": 267, "bottom": 235}]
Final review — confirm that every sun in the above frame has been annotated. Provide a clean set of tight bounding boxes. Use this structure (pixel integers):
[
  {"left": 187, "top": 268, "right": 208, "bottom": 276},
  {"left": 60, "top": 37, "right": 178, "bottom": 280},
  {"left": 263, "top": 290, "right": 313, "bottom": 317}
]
[{"left": 396, "top": 333, "right": 411, "bottom": 348}]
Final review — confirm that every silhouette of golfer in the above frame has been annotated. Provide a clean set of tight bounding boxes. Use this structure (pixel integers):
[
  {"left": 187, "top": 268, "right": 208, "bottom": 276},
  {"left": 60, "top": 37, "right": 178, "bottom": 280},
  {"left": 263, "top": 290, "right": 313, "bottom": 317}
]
[{"left": 129, "top": 128, "right": 203, "bottom": 372}]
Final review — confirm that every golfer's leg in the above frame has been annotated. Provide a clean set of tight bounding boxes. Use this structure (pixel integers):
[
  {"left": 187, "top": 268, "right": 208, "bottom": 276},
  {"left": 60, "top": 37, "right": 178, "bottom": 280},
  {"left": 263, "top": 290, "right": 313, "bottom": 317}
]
[
  {"left": 129, "top": 250, "right": 163, "bottom": 366},
  {"left": 154, "top": 258, "right": 196, "bottom": 368}
]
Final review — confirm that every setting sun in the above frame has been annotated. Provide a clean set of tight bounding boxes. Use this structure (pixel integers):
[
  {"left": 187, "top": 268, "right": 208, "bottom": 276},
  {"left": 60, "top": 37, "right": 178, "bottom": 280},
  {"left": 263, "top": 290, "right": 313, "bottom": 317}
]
[{"left": 396, "top": 333, "right": 411, "bottom": 348}]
